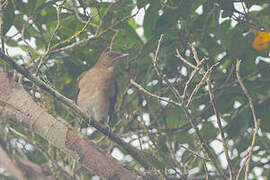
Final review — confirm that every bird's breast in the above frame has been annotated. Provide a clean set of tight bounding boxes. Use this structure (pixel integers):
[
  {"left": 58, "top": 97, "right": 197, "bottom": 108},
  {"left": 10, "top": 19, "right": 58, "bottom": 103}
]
[{"left": 77, "top": 67, "right": 116, "bottom": 120}]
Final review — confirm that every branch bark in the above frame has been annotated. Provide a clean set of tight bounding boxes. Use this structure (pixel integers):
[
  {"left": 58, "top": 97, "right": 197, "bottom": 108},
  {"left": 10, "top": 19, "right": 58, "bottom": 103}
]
[
  {"left": 0, "top": 72, "right": 142, "bottom": 180},
  {"left": 0, "top": 51, "right": 153, "bottom": 171}
]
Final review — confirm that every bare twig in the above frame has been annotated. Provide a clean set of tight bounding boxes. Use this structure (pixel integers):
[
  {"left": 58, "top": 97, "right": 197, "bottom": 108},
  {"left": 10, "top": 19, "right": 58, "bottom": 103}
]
[
  {"left": 130, "top": 79, "right": 182, "bottom": 107},
  {"left": 50, "top": 36, "right": 100, "bottom": 54},
  {"left": 95, "top": 2, "right": 114, "bottom": 36},
  {"left": 36, "top": 0, "right": 67, "bottom": 75},
  {"left": 188, "top": 42, "right": 200, "bottom": 64},
  {"left": 179, "top": 144, "right": 210, "bottom": 161},
  {"left": 50, "top": 9, "right": 139, "bottom": 55},
  {"left": 51, "top": 15, "right": 93, "bottom": 50},
  {"left": 132, "top": 40, "right": 224, "bottom": 177},
  {"left": 109, "top": 28, "right": 119, "bottom": 51},
  {"left": 181, "top": 106, "right": 225, "bottom": 179},
  {"left": 20, "top": 0, "right": 59, "bottom": 39},
  {"left": 153, "top": 34, "right": 182, "bottom": 101},
  {"left": 236, "top": 156, "right": 248, "bottom": 180},
  {"left": 235, "top": 59, "right": 260, "bottom": 180},
  {"left": 72, "top": 0, "right": 87, "bottom": 23},
  {"left": 186, "top": 62, "right": 220, "bottom": 107},
  {"left": 153, "top": 34, "right": 163, "bottom": 67},
  {"left": 178, "top": 42, "right": 208, "bottom": 104},
  {"left": 207, "top": 74, "right": 233, "bottom": 180},
  {"left": 182, "top": 57, "right": 207, "bottom": 102},
  {"left": 175, "top": 49, "right": 225, "bottom": 177},
  {"left": 36, "top": 14, "right": 93, "bottom": 75},
  {"left": 176, "top": 49, "right": 197, "bottom": 69}
]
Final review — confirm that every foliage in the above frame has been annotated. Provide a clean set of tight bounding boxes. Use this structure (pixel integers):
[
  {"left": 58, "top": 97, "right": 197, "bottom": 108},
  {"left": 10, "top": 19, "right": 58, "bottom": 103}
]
[{"left": 0, "top": 0, "right": 270, "bottom": 179}]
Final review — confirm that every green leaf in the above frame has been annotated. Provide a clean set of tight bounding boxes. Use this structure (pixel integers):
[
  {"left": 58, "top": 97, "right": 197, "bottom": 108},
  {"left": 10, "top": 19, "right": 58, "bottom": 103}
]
[
  {"left": 222, "top": 10, "right": 233, "bottom": 18},
  {"left": 2, "top": 2, "right": 15, "bottom": 35},
  {"left": 143, "top": 1, "right": 161, "bottom": 38},
  {"left": 137, "top": 0, "right": 148, "bottom": 9},
  {"left": 155, "top": 1, "right": 193, "bottom": 36},
  {"left": 167, "top": 106, "right": 180, "bottom": 129},
  {"left": 123, "top": 22, "right": 143, "bottom": 48},
  {"left": 201, "top": 122, "right": 217, "bottom": 140},
  {"left": 6, "top": 39, "right": 18, "bottom": 47}
]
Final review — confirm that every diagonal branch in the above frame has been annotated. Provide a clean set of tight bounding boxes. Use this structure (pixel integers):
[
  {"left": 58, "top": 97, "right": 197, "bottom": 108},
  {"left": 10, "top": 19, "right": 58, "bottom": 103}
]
[
  {"left": 235, "top": 59, "right": 260, "bottom": 180},
  {"left": 0, "top": 51, "right": 153, "bottom": 171},
  {"left": 207, "top": 73, "right": 233, "bottom": 180},
  {"left": 0, "top": 73, "right": 142, "bottom": 179}
]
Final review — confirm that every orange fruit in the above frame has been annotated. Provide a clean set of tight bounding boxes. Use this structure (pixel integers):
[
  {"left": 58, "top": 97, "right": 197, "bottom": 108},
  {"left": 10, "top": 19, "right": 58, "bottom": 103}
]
[{"left": 251, "top": 29, "right": 270, "bottom": 51}]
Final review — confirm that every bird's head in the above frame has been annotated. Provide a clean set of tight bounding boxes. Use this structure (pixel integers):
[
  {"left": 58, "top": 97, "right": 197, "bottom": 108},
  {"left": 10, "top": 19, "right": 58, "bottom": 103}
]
[{"left": 95, "top": 48, "right": 129, "bottom": 69}]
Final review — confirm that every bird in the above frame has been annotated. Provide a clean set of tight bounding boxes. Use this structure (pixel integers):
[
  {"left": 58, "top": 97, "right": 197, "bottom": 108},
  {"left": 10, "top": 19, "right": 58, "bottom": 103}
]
[{"left": 76, "top": 48, "right": 128, "bottom": 124}]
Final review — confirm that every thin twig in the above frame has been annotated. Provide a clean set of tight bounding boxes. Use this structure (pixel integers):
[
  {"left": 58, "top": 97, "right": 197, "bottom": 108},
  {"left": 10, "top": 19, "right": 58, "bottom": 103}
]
[
  {"left": 48, "top": 0, "right": 67, "bottom": 49},
  {"left": 131, "top": 69, "right": 225, "bottom": 177},
  {"left": 236, "top": 156, "right": 248, "bottom": 180},
  {"left": 191, "top": 64, "right": 270, "bottom": 106},
  {"left": 130, "top": 79, "right": 182, "bottom": 107},
  {"left": 36, "top": 14, "right": 93, "bottom": 75},
  {"left": 134, "top": 39, "right": 224, "bottom": 177},
  {"left": 188, "top": 42, "right": 200, "bottom": 64},
  {"left": 20, "top": 0, "right": 59, "bottom": 39},
  {"left": 186, "top": 62, "right": 220, "bottom": 107},
  {"left": 50, "top": 9, "right": 139, "bottom": 55},
  {"left": 180, "top": 42, "right": 208, "bottom": 104},
  {"left": 72, "top": 0, "right": 87, "bottom": 23},
  {"left": 153, "top": 34, "right": 182, "bottom": 101},
  {"left": 181, "top": 106, "right": 225, "bottom": 178},
  {"left": 182, "top": 57, "right": 207, "bottom": 102},
  {"left": 235, "top": 59, "right": 260, "bottom": 180},
  {"left": 202, "top": 159, "right": 209, "bottom": 180},
  {"left": 207, "top": 73, "right": 233, "bottom": 180},
  {"left": 51, "top": 15, "right": 93, "bottom": 50},
  {"left": 175, "top": 49, "right": 197, "bottom": 69},
  {"left": 153, "top": 34, "right": 163, "bottom": 67},
  {"left": 179, "top": 144, "right": 210, "bottom": 161},
  {"left": 95, "top": 2, "right": 114, "bottom": 36},
  {"left": 50, "top": 36, "right": 100, "bottom": 54},
  {"left": 36, "top": 0, "right": 67, "bottom": 75}
]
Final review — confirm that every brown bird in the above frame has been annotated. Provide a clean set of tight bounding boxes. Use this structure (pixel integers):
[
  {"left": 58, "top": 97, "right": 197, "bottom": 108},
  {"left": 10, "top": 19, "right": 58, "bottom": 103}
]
[{"left": 76, "top": 48, "right": 128, "bottom": 123}]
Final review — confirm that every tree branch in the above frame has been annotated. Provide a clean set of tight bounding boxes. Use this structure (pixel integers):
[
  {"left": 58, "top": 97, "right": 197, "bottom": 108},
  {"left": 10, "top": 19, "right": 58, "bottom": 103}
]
[{"left": 0, "top": 51, "right": 153, "bottom": 171}]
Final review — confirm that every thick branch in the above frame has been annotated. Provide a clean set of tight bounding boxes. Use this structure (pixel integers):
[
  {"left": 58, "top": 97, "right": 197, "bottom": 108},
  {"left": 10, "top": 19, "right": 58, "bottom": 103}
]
[
  {"left": 0, "top": 72, "right": 142, "bottom": 180},
  {"left": 0, "top": 51, "right": 153, "bottom": 170}
]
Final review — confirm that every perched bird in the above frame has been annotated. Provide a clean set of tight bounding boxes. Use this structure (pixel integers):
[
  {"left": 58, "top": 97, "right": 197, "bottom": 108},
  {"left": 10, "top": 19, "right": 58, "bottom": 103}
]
[{"left": 76, "top": 48, "right": 128, "bottom": 123}]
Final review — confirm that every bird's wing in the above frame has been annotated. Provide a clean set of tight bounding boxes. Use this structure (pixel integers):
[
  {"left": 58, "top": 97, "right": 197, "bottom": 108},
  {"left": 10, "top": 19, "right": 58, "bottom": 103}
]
[
  {"left": 77, "top": 70, "right": 87, "bottom": 82},
  {"left": 75, "top": 71, "right": 87, "bottom": 104},
  {"left": 75, "top": 87, "right": 80, "bottom": 104},
  {"left": 108, "top": 79, "right": 118, "bottom": 124}
]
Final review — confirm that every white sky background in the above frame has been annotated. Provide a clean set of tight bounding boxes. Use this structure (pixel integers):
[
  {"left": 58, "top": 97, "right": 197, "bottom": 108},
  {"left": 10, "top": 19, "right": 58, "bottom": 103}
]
[{"left": 3, "top": 2, "right": 269, "bottom": 178}]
